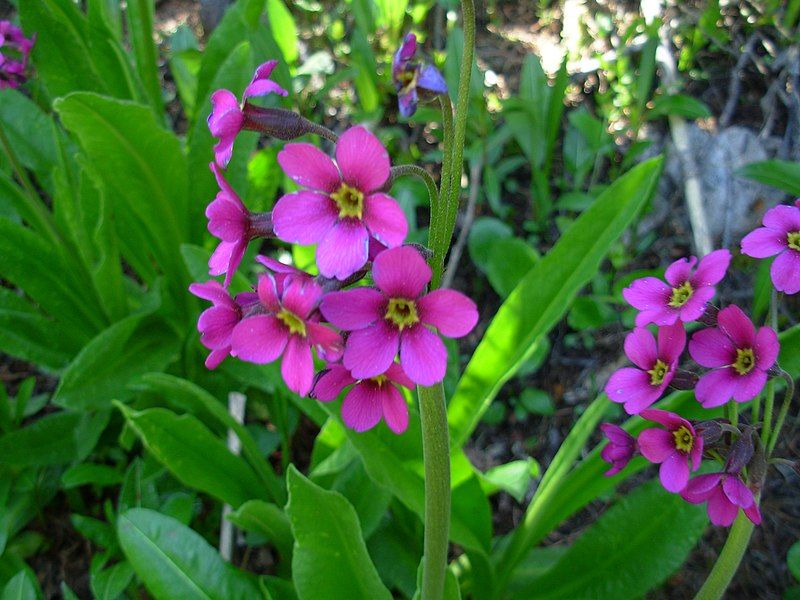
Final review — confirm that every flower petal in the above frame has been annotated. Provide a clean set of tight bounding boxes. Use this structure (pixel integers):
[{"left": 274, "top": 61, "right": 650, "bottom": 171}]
[
  {"left": 363, "top": 193, "right": 408, "bottom": 248},
  {"left": 380, "top": 384, "right": 409, "bottom": 434},
  {"left": 272, "top": 191, "right": 338, "bottom": 245},
  {"left": 640, "top": 408, "right": 688, "bottom": 430},
  {"left": 281, "top": 277, "right": 324, "bottom": 319},
  {"left": 707, "top": 487, "right": 739, "bottom": 526},
  {"left": 689, "top": 327, "right": 736, "bottom": 368},
  {"left": 198, "top": 306, "right": 239, "bottom": 348},
  {"left": 657, "top": 322, "right": 686, "bottom": 365},
  {"left": 763, "top": 204, "right": 800, "bottom": 232},
  {"left": 189, "top": 281, "right": 233, "bottom": 306},
  {"left": 659, "top": 452, "right": 690, "bottom": 493},
  {"left": 638, "top": 428, "right": 675, "bottom": 463},
  {"left": 335, "top": 126, "right": 390, "bottom": 193},
  {"left": 664, "top": 256, "right": 697, "bottom": 287},
  {"left": 722, "top": 476, "right": 754, "bottom": 509},
  {"left": 417, "top": 289, "right": 478, "bottom": 338},
  {"left": 741, "top": 227, "right": 786, "bottom": 258},
  {"left": 624, "top": 327, "right": 658, "bottom": 370},
  {"left": 257, "top": 274, "right": 281, "bottom": 313},
  {"left": 399, "top": 325, "right": 447, "bottom": 386},
  {"left": 677, "top": 286, "right": 716, "bottom": 323},
  {"left": 682, "top": 473, "right": 723, "bottom": 502},
  {"left": 343, "top": 319, "right": 400, "bottom": 379},
  {"left": 372, "top": 246, "right": 431, "bottom": 298},
  {"left": 418, "top": 64, "right": 448, "bottom": 94},
  {"left": 604, "top": 368, "right": 660, "bottom": 414},
  {"left": 281, "top": 335, "right": 314, "bottom": 396},
  {"left": 277, "top": 143, "right": 341, "bottom": 193},
  {"left": 695, "top": 368, "right": 739, "bottom": 408},
  {"left": 691, "top": 249, "right": 731, "bottom": 287},
  {"left": 385, "top": 362, "right": 415, "bottom": 390},
  {"left": 732, "top": 369, "right": 767, "bottom": 403},
  {"left": 306, "top": 322, "right": 344, "bottom": 362},
  {"left": 754, "top": 326, "right": 779, "bottom": 370},
  {"left": 717, "top": 305, "right": 755, "bottom": 348},
  {"left": 341, "top": 382, "right": 383, "bottom": 432},
  {"left": 231, "top": 315, "right": 288, "bottom": 364},
  {"left": 320, "top": 287, "right": 384, "bottom": 330},
  {"left": 771, "top": 249, "right": 800, "bottom": 295},
  {"left": 312, "top": 365, "right": 355, "bottom": 401},
  {"left": 316, "top": 220, "right": 370, "bottom": 280}
]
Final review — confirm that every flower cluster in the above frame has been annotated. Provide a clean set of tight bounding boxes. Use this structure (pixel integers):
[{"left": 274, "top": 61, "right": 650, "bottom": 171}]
[
  {"left": 391, "top": 33, "right": 448, "bottom": 118},
  {"left": 193, "top": 60, "right": 478, "bottom": 434},
  {"left": 0, "top": 21, "right": 34, "bottom": 90},
  {"left": 599, "top": 196, "right": 800, "bottom": 527}
]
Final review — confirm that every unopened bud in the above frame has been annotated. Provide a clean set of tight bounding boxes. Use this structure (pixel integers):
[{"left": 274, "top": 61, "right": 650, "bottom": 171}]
[
  {"left": 695, "top": 419, "right": 723, "bottom": 445},
  {"left": 242, "top": 105, "right": 337, "bottom": 142},
  {"left": 247, "top": 211, "right": 274, "bottom": 239},
  {"left": 748, "top": 437, "right": 767, "bottom": 492},
  {"left": 670, "top": 369, "right": 699, "bottom": 390},
  {"left": 698, "top": 304, "right": 719, "bottom": 327},
  {"left": 726, "top": 427, "right": 755, "bottom": 474}
]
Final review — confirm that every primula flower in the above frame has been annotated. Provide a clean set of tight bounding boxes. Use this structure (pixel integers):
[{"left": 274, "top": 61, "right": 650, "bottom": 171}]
[
  {"left": 623, "top": 249, "right": 731, "bottom": 326},
  {"left": 392, "top": 33, "right": 448, "bottom": 118},
  {"left": 681, "top": 471, "right": 761, "bottom": 527},
  {"left": 605, "top": 323, "right": 686, "bottom": 414},
  {"left": 312, "top": 363, "right": 414, "bottom": 434},
  {"left": 0, "top": 21, "right": 34, "bottom": 89},
  {"left": 207, "top": 163, "right": 273, "bottom": 286},
  {"left": 272, "top": 126, "right": 408, "bottom": 280},
  {"left": 189, "top": 281, "right": 254, "bottom": 369},
  {"left": 741, "top": 199, "right": 800, "bottom": 295},
  {"left": 638, "top": 409, "right": 703, "bottom": 493},
  {"left": 689, "top": 305, "right": 779, "bottom": 407},
  {"left": 208, "top": 60, "right": 288, "bottom": 167},
  {"left": 320, "top": 246, "right": 478, "bottom": 385},
  {"left": 600, "top": 424, "right": 636, "bottom": 476},
  {"left": 231, "top": 274, "right": 342, "bottom": 396}
]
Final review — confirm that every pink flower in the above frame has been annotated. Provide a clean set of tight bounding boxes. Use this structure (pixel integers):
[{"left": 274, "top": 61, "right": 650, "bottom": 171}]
[
  {"left": 271, "top": 126, "right": 408, "bottom": 280},
  {"left": 230, "top": 275, "right": 342, "bottom": 396},
  {"left": 741, "top": 199, "right": 800, "bottom": 295},
  {"left": 623, "top": 250, "right": 731, "bottom": 326},
  {"left": 206, "top": 163, "right": 274, "bottom": 286},
  {"left": 600, "top": 423, "right": 636, "bottom": 476},
  {"left": 392, "top": 33, "right": 448, "bottom": 118},
  {"left": 605, "top": 323, "right": 686, "bottom": 414},
  {"left": 689, "top": 305, "right": 779, "bottom": 408},
  {"left": 312, "top": 363, "right": 414, "bottom": 434},
  {"left": 0, "top": 21, "right": 34, "bottom": 89},
  {"left": 681, "top": 472, "right": 761, "bottom": 527},
  {"left": 638, "top": 409, "right": 703, "bottom": 493},
  {"left": 320, "top": 246, "right": 478, "bottom": 386},
  {"left": 189, "top": 281, "right": 254, "bottom": 369},
  {"left": 208, "top": 60, "right": 288, "bottom": 168}
]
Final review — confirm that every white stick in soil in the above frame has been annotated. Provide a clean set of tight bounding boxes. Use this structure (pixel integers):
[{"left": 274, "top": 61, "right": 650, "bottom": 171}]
[{"left": 220, "top": 391, "right": 246, "bottom": 561}]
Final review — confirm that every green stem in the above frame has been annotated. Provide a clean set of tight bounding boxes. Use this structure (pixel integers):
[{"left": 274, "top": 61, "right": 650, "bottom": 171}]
[
  {"left": 432, "top": 93, "right": 455, "bottom": 267},
  {"left": 390, "top": 164, "right": 440, "bottom": 211},
  {"left": 418, "top": 383, "right": 451, "bottom": 600},
  {"left": 761, "top": 289, "right": 779, "bottom": 445},
  {"left": 694, "top": 514, "right": 755, "bottom": 600},
  {"left": 767, "top": 371, "right": 795, "bottom": 456}
]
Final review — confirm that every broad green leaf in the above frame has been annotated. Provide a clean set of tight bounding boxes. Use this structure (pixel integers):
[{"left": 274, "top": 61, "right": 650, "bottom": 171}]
[
  {"left": 510, "top": 481, "right": 706, "bottom": 599},
  {"left": 266, "top": 0, "right": 298, "bottom": 63},
  {"left": 448, "top": 158, "right": 663, "bottom": 447},
  {"left": 169, "top": 49, "right": 202, "bottom": 120},
  {"left": 91, "top": 560, "right": 134, "bottom": 600},
  {"left": 62, "top": 463, "right": 124, "bottom": 489},
  {"left": 118, "top": 508, "right": 261, "bottom": 600},
  {"left": 486, "top": 238, "right": 539, "bottom": 298},
  {"left": 374, "top": 0, "right": 408, "bottom": 34},
  {"left": 85, "top": 5, "right": 142, "bottom": 101},
  {"left": 126, "top": 0, "right": 165, "bottom": 115},
  {"left": 0, "top": 411, "right": 109, "bottom": 467},
  {"left": 647, "top": 93, "right": 712, "bottom": 120},
  {"left": 286, "top": 466, "right": 392, "bottom": 600},
  {"left": 0, "top": 569, "right": 41, "bottom": 600},
  {"left": 789, "top": 540, "right": 800, "bottom": 581},
  {"left": 118, "top": 405, "right": 265, "bottom": 508},
  {"left": 467, "top": 217, "right": 513, "bottom": 273},
  {"left": 480, "top": 459, "right": 537, "bottom": 502},
  {"left": 227, "top": 500, "right": 293, "bottom": 561},
  {"left": 737, "top": 159, "right": 800, "bottom": 196}
]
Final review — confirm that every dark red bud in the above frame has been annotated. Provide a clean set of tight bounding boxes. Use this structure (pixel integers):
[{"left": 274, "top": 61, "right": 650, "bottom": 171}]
[
  {"left": 247, "top": 211, "right": 274, "bottom": 239},
  {"left": 670, "top": 369, "right": 699, "bottom": 390},
  {"left": 699, "top": 304, "right": 719, "bottom": 327},
  {"left": 242, "top": 105, "right": 337, "bottom": 142},
  {"left": 726, "top": 427, "right": 755, "bottom": 474}
]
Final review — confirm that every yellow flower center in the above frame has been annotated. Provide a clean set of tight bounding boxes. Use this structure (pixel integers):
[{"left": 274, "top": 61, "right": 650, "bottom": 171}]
[
  {"left": 647, "top": 359, "right": 669, "bottom": 386},
  {"left": 732, "top": 347, "right": 755, "bottom": 375},
  {"left": 371, "top": 374, "right": 389, "bottom": 386},
  {"left": 330, "top": 183, "right": 364, "bottom": 219},
  {"left": 672, "top": 425, "right": 694, "bottom": 453},
  {"left": 385, "top": 298, "right": 419, "bottom": 330},
  {"left": 668, "top": 281, "right": 694, "bottom": 308},
  {"left": 788, "top": 231, "right": 800, "bottom": 252},
  {"left": 277, "top": 309, "right": 306, "bottom": 337}
]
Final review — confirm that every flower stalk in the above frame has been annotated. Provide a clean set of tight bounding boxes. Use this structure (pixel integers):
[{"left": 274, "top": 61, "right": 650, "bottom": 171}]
[{"left": 694, "top": 514, "right": 755, "bottom": 600}]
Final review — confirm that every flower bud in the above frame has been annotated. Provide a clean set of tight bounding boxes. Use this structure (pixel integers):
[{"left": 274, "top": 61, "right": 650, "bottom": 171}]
[
  {"left": 670, "top": 369, "right": 699, "bottom": 390},
  {"left": 725, "top": 427, "right": 755, "bottom": 474}
]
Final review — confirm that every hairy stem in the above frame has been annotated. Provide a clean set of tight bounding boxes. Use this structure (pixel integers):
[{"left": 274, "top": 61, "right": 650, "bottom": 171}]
[
  {"left": 390, "top": 164, "right": 440, "bottom": 211},
  {"left": 761, "top": 289, "right": 779, "bottom": 445},
  {"left": 767, "top": 371, "right": 795, "bottom": 456},
  {"left": 694, "top": 514, "right": 755, "bottom": 600},
  {"left": 418, "top": 383, "right": 451, "bottom": 600},
  {"left": 432, "top": 93, "right": 455, "bottom": 268}
]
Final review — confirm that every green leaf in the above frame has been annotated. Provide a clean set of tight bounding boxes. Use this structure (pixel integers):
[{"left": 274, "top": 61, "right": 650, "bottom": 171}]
[
  {"left": 648, "top": 93, "right": 712, "bottom": 120},
  {"left": 448, "top": 158, "right": 663, "bottom": 447},
  {"left": 118, "top": 508, "right": 261, "bottom": 600},
  {"left": 480, "top": 460, "right": 537, "bottom": 503},
  {"left": 0, "top": 568, "right": 42, "bottom": 600},
  {"left": 467, "top": 217, "right": 513, "bottom": 273},
  {"left": 117, "top": 405, "right": 265, "bottom": 508},
  {"left": 169, "top": 49, "right": 202, "bottom": 120},
  {"left": 266, "top": 0, "right": 298, "bottom": 63},
  {"left": 286, "top": 466, "right": 392, "bottom": 600},
  {"left": 737, "top": 159, "right": 800, "bottom": 196},
  {"left": 227, "top": 500, "right": 293, "bottom": 561},
  {"left": 126, "top": 0, "right": 165, "bottom": 115},
  {"left": 62, "top": 463, "right": 124, "bottom": 489},
  {"left": 91, "top": 560, "right": 134, "bottom": 600},
  {"left": 789, "top": 540, "right": 800, "bottom": 581},
  {"left": 510, "top": 481, "right": 707, "bottom": 599},
  {"left": 486, "top": 238, "right": 539, "bottom": 298}
]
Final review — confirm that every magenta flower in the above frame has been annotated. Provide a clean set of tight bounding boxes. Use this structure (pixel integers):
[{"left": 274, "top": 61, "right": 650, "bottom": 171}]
[
  {"left": 320, "top": 246, "right": 478, "bottom": 386},
  {"left": 255, "top": 255, "right": 308, "bottom": 292},
  {"left": 638, "top": 409, "right": 703, "bottom": 493},
  {"left": 623, "top": 249, "right": 731, "bottom": 326},
  {"left": 189, "top": 281, "right": 254, "bottom": 369},
  {"left": 206, "top": 163, "right": 273, "bottom": 286},
  {"left": 208, "top": 60, "right": 288, "bottom": 168},
  {"left": 689, "top": 305, "right": 779, "bottom": 408},
  {"left": 600, "top": 424, "right": 636, "bottom": 476},
  {"left": 605, "top": 323, "right": 686, "bottom": 414},
  {"left": 230, "top": 275, "right": 342, "bottom": 396},
  {"left": 312, "top": 363, "right": 414, "bottom": 434},
  {"left": 0, "top": 21, "right": 34, "bottom": 89},
  {"left": 392, "top": 33, "right": 448, "bottom": 118},
  {"left": 741, "top": 199, "right": 800, "bottom": 295},
  {"left": 681, "top": 472, "right": 761, "bottom": 527},
  {"left": 272, "top": 126, "right": 408, "bottom": 280}
]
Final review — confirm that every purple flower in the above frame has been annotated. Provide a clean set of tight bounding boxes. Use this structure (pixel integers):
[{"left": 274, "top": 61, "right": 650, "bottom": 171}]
[
  {"left": 189, "top": 281, "right": 255, "bottom": 369},
  {"left": 681, "top": 471, "right": 761, "bottom": 527},
  {"left": 605, "top": 323, "right": 686, "bottom": 414},
  {"left": 312, "top": 363, "right": 414, "bottom": 434},
  {"left": 320, "top": 246, "right": 478, "bottom": 386},
  {"left": 623, "top": 250, "right": 731, "bottom": 327},
  {"left": 230, "top": 274, "right": 342, "bottom": 396},
  {"left": 208, "top": 60, "right": 288, "bottom": 168},
  {"left": 638, "top": 409, "right": 703, "bottom": 493},
  {"left": 392, "top": 33, "right": 448, "bottom": 118},
  {"left": 741, "top": 199, "right": 800, "bottom": 295},
  {"left": 600, "top": 423, "right": 636, "bottom": 475},
  {"left": 272, "top": 126, "right": 408, "bottom": 280},
  {"left": 206, "top": 163, "right": 273, "bottom": 286},
  {"left": 0, "top": 21, "right": 34, "bottom": 89},
  {"left": 689, "top": 305, "right": 779, "bottom": 408}
]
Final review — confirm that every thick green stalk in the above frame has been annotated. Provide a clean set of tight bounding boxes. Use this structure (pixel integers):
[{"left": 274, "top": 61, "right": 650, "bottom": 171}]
[
  {"left": 694, "top": 514, "right": 755, "bottom": 600},
  {"left": 418, "top": 383, "right": 451, "bottom": 600}
]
